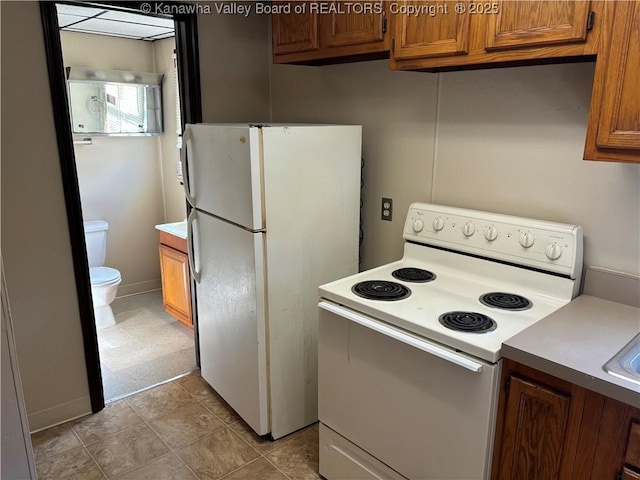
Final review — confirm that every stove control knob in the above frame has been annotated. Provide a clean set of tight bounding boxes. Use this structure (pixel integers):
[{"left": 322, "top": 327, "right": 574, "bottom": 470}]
[
  {"left": 484, "top": 225, "right": 498, "bottom": 241},
  {"left": 462, "top": 222, "right": 475, "bottom": 237},
  {"left": 545, "top": 243, "right": 562, "bottom": 260},
  {"left": 412, "top": 219, "right": 424, "bottom": 233},
  {"left": 433, "top": 216, "right": 445, "bottom": 231},
  {"left": 519, "top": 232, "right": 535, "bottom": 248}
]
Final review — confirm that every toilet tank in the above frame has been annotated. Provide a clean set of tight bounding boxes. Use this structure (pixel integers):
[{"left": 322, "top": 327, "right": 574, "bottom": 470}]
[{"left": 83, "top": 220, "right": 109, "bottom": 268}]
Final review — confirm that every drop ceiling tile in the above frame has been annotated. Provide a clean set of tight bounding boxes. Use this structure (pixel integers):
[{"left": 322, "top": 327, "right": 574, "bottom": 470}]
[
  {"left": 56, "top": 4, "right": 107, "bottom": 18},
  {"left": 100, "top": 10, "right": 174, "bottom": 29},
  {"left": 57, "top": 13, "right": 86, "bottom": 28},
  {"left": 65, "top": 17, "right": 173, "bottom": 39},
  {"left": 146, "top": 32, "right": 176, "bottom": 41}
]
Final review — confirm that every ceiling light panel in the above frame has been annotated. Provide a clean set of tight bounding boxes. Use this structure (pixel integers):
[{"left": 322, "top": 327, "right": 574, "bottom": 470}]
[
  {"left": 57, "top": 13, "right": 87, "bottom": 28},
  {"left": 56, "top": 4, "right": 107, "bottom": 17},
  {"left": 64, "top": 18, "right": 173, "bottom": 39},
  {"left": 99, "top": 10, "right": 174, "bottom": 29}
]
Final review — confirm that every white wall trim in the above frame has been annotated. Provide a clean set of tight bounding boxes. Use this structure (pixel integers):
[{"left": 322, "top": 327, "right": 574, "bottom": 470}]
[
  {"left": 116, "top": 279, "right": 162, "bottom": 298},
  {"left": 27, "top": 396, "right": 91, "bottom": 433}
]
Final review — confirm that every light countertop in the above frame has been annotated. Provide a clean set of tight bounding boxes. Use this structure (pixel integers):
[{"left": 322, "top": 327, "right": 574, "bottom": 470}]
[
  {"left": 155, "top": 221, "right": 187, "bottom": 239},
  {"left": 502, "top": 294, "right": 640, "bottom": 408}
]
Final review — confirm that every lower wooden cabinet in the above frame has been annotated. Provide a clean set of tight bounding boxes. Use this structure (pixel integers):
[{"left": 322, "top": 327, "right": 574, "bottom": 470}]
[
  {"left": 158, "top": 232, "right": 192, "bottom": 327},
  {"left": 494, "top": 376, "right": 570, "bottom": 479},
  {"left": 624, "top": 468, "right": 640, "bottom": 480},
  {"left": 492, "top": 359, "right": 640, "bottom": 480}
]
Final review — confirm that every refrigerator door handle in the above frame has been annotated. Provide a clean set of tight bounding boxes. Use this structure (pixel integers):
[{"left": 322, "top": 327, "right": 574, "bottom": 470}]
[
  {"left": 182, "top": 125, "right": 196, "bottom": 207},
  {"left": 187, "top": 209, "right": 201, "bottom": 283}
]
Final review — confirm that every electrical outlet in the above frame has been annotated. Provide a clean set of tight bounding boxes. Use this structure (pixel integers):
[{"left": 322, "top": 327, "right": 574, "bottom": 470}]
[{"left": 381, "top": 197, "right": 393, "bottom": 221}]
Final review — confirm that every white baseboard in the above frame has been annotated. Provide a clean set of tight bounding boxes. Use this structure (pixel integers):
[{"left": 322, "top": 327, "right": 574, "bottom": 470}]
[
  {"left": 116, "top": 279, "right": 161, "bottom": 298},
  {"left": 28, "top": 396, "right": 91, "bottom": 433}
]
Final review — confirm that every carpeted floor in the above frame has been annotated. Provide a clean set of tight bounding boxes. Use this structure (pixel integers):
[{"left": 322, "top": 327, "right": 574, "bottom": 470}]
[{"left": 98, "top": 290, "right": 197, "bottom": 402}]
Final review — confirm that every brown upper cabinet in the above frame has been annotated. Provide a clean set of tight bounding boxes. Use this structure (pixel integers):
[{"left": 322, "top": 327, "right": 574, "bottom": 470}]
[
  {"left": 390, "top": 0, "right": 598, "bottom": 70},
  {"left": 393, "top": 0, "right": 470, "bottom": 59},
  {"left": 486, "top": 0, "right": 591, "bottom": 51},
  {"left": 272, "top": 1, "right": 320, "bottom": 56},
  {"left": 272, "top": 1, "right": 390, "bottom": 64},
  {"left": 584, "top": 0, "right": 640, "bottom": 163}
]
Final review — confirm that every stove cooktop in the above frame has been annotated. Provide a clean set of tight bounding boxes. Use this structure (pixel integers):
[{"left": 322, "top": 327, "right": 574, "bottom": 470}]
[
  {"left": 438, "top": 311, "right": 497, "bottom": 333},
  {"left": 320, "top": 202, "right": 582, "bottom": 363},
  {"left": 391, "top": 267, "right": 436, "bottom": 283},
  {"left": 352, "top": 280, "right": 411, "bottom": 301},
  {"left": 479, "top": 292, "right": 532, "bottom": 311},
  {"left": 319, "top": 244, "right": 576, "bottom": 363}
]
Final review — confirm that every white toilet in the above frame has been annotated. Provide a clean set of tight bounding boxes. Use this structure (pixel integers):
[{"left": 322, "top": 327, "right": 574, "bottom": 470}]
[{"left": 83, "top": 220, "right": 122, "bottom": 330}]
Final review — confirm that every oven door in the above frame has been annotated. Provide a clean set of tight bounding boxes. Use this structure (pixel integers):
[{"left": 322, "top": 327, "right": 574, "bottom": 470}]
[{"left": 318, "top": 301, "right": 501, "bottom": 480}]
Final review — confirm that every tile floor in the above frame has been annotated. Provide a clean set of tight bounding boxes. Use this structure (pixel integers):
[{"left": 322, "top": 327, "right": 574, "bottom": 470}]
[{"left": 31, "top": 372, "right": 321, "bottom": 480}]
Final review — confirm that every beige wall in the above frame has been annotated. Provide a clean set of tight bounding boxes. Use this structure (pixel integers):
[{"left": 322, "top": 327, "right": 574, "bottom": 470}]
[
  {"left": 433, "top": 64, "right": 640, "bottom": 274},
  {"left": 1, "top": 3, "right": 92, "bottom": 431},
  {"left": 61, "top": 32, "right": 182, "bottom": 296},
  {"left": 154, "top": 37, "right": 187, "bottom": 224},
  {"left": 72, "top": 135, "right": 164, "bottom": 295},
  {"left": 60, "top": 30, "right": 155, "bottom": 71},
  {"left": 198, "top": 8, "right": 270, "bottom": 122},
  {"left": 271, "top": 61, "right": 640, "bottom": 276}
]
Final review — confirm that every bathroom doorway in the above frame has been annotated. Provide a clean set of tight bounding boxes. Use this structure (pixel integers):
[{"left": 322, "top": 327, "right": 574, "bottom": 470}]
[{"left": 41, "top": 1, "right": 202, "bottom": 411}]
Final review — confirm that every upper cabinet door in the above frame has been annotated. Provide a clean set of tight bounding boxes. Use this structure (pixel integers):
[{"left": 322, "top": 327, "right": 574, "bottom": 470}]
[
  {"left": 486, "top": 0, "right": 591, "bottom": 50},
  {"left": 326, "top": 1, "right": 386, "bottom": 47},
  {"left": 393, "top": 0, "right": 470, "bottom": 59},
  {"left": 594, "top": 0, "right": 640, "bottom": 150},
  {"left": 272, "top": 2, "right": 319, "bottom": 55}
]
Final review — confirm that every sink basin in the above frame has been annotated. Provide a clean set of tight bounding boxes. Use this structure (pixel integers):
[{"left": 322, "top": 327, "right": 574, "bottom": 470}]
[
  {"left": 603, "top": 333, "right": 640, "bottom": 385},
  {"left": 155, "top": 221, "right": 187, "bottom": 239}
]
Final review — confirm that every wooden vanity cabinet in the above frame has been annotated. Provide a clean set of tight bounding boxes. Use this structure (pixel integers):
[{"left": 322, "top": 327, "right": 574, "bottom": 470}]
[
  {"left": 272, "top": 1, "right": 390, "bottom": 64},
  {"left": 390, "top": 0, "right": 599, "bottom": 70},
  {"left": 583, "top": 0, "right": 640, "bottom": 163},
  {"left": 492, "top": 359, "right": 640, "bottom": 480},
  {"left": 158, "top": 231, "right": 192, "bottom": 328}
]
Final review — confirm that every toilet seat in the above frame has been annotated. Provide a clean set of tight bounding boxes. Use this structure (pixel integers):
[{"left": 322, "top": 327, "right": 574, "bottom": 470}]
[{"left": 90, "top": 266, "right": 121, "bottom": 286}]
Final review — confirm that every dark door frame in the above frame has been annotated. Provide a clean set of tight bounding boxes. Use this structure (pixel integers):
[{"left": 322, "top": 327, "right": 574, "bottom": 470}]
[{"left": 40, "top": 1, "right": 202, "bottom": 413}]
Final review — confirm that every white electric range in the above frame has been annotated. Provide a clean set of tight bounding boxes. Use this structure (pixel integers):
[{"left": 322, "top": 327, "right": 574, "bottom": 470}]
[{"left": 318, "top": 202, "right": 583, "bottom": 480}]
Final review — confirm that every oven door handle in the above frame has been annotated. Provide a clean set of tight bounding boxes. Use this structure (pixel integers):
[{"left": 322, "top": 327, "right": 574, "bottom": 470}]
[{"left": 319, "top": 301, "right": 484, "bottom": 373}]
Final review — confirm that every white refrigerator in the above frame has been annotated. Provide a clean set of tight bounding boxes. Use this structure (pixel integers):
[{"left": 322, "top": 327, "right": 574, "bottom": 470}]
[{"left": 182, "top": 124, "right": 362, "bottom": 439}]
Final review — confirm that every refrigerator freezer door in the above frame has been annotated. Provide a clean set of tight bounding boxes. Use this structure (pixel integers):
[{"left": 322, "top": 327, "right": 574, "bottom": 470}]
[
  {"left": 183, "top": 124, "right": 264, "bottom": 230},
  {"left": 193, "top": 210, "right": 269, "bottom": 435}
]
